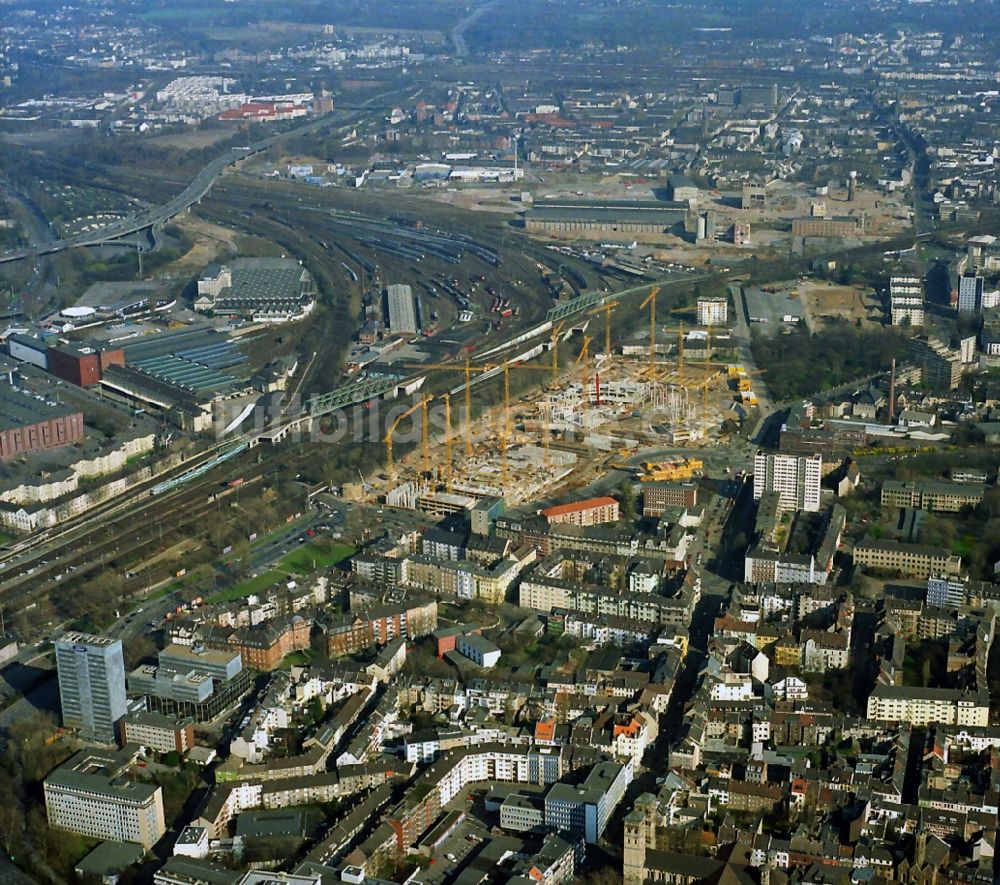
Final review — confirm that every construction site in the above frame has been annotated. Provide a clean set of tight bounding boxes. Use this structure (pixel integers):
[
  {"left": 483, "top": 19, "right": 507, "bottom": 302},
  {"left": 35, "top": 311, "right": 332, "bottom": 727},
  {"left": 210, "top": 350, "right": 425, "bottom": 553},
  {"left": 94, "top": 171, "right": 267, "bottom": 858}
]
[{"left": 364, "top": 287, "right": 764, "bottom": 513}]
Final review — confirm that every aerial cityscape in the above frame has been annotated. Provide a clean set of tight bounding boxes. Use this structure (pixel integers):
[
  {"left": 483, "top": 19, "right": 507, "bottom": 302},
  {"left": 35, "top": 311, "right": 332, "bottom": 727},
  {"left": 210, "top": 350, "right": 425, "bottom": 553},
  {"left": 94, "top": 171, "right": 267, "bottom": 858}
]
[{"left": 0, "top": 0, "right": 999, "bottom": 883}]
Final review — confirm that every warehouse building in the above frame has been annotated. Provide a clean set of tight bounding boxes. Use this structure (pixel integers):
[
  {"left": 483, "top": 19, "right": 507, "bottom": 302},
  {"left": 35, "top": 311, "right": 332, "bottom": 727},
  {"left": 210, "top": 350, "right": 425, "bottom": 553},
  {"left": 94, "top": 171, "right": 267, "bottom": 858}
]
[
  {"left": 48, "top": 343, "right": 124, "bottom": 387},
  {"left": 6, "top": 333, "right": 48, "bottom": 370},
  {"left": 194, "top": 257, "right": 316, "bottom": 322},
  {"left": 667, "top": 175, "right": 699, "bottom": 206},
  {"left": 386, "top": 284, "right": 418, "bottom": 336},
  {"left": 524, "top": 200, "right": 687, "bottom": 236},
  {"left": 0, "top": 388, "right": 84, "bottom": 460}
]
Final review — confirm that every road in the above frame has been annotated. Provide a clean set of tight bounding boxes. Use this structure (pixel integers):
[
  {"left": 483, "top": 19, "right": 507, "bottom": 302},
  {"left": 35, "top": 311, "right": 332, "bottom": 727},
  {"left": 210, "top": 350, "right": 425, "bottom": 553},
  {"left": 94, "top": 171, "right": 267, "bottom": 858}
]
[
  {"left": 0, "top": 87, "right": 408, "bottom": 266},
  {"left": 451, "top": 0, "right": 499, "bottom": 57}
]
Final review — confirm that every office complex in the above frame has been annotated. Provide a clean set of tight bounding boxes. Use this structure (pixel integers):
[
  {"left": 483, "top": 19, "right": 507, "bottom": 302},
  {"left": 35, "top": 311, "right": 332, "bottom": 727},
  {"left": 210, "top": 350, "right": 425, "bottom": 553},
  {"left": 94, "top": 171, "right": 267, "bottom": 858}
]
[
  {"left": 56, "top": 632, "right": 128, "bottom": 744},
  {"left": 44, "top": 746, "right": 166, "bottom": 848},
  {"left": 543, "top": 760, "right": 633, "bottom": 844},
  {"left": 957, "top": 271, "right": 984, "bottom": 314},
  {"left": 880, "top": 480, "right": 985, "bottom": 513},
  {"left": 753, "top": 452, "right": 822, "bottom": 512},
  {"left": 852, "top": 539, "right": 962, "bottom": 579}
]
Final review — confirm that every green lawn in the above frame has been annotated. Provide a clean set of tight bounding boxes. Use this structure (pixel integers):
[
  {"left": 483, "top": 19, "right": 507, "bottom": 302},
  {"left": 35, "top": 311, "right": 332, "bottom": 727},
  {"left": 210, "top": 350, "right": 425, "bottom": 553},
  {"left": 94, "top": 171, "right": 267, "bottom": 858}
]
[
  {"left": 206, "top": 542, "right": 355, "bottom": 604},
  {"left": 279, "top": 649, "right": 314, "bottom": 669},
  {"left": 0, "top": 531, "right": 16, "bottom": 546},
  {"left": 281, "top": 542, "right": 356, "bottom": 575},
  {"left": 207, "top": 570, "right": 287, "bottom": 604}
]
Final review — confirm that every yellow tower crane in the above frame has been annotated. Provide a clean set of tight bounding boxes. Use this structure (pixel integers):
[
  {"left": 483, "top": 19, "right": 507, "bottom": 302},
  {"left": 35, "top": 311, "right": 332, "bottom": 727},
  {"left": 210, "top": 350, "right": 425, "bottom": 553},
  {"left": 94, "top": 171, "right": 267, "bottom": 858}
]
[
  {"left": 421, "top": 396, "right": 430, "bottom": 476},
  {"left": 384, "top": 394, "right": 433, "bottom": 483},
  {"left": 441, "top": 392, "right": 454, "bottom": 491},
  {"left": 639, "top": 286, "right": 660, "bottom": 372}
]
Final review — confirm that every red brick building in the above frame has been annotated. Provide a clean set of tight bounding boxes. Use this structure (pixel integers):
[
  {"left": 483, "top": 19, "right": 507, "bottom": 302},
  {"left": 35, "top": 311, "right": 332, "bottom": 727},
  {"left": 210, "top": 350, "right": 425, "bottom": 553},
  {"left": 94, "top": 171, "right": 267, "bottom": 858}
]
[
  {"left": 641, "top": 481, "right": 699, "bottom": 517},
  {"left": 433, "top": 624, "right": 482, "bottom": 658},
  {"left": 0, "top": 405, "right": 84, "bottom": 460},
  {"left": 540, "top": 496, "right": 620, "bottom": 527},
  {"left": 48, "top": 345, "right": 124, "bottom": 387},
  {"left": 203, "top": 616, "right": 311, "bottom": 671},
  {"left": 326, "top": 600, "right": 438, "bottom": 657}
]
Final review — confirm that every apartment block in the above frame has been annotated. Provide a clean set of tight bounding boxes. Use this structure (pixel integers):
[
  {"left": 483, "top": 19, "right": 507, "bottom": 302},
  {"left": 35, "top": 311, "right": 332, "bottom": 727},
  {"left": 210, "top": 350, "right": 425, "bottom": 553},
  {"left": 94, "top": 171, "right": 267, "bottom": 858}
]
[
  {"left": 753, "top": 452, "right": 822, "bottom": 512},
  {"left": 696, "top": 296, "right": 728, "bottom": 326},
  {"left": 957, "top": 271, "right": 984, "bottom": 314},
  {"left": 540, "top": 496, "right": 620, "bottom": 527},
  {"left": 889, "top": 275, "right": 924, "bottom": 326},
  {"left": 909, "top": 336, "right": 964, "bottom": 390},
  {"left": 866, "top": 686, "right": 989, "bottom": 727}
]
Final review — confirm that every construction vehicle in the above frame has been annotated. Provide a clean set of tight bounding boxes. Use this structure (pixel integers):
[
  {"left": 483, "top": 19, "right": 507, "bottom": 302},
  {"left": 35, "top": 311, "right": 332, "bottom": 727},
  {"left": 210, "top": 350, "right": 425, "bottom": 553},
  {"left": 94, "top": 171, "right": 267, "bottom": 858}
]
[{"left": 637, "top": 457, "right": 704, "bottom": 482}]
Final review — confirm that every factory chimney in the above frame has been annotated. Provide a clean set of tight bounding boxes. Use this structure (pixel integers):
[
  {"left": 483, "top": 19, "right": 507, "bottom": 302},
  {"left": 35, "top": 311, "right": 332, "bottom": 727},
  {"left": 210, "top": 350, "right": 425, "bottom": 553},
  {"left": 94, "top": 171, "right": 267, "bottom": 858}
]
[{"left": 888, "top": 358, "right": 896, "bottom": 423}]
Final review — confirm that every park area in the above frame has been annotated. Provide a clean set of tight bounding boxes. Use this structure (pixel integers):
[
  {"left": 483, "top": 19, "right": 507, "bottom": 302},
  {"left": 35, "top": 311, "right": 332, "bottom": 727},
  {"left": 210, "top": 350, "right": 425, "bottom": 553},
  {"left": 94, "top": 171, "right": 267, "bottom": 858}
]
[{"left": 208, "top": 540, "right": 355, "bottom": 604}]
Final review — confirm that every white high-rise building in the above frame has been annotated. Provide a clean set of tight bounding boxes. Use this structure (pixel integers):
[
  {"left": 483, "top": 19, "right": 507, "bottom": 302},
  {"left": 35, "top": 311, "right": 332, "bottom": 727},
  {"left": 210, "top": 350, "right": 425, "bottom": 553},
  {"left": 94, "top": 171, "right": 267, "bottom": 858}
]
[
  {"left": 957, "top": 272, "right": 984, "bottom": 314},
  {"left": 753, "top": 452, "right": 822, "bottom": 512},
  {"left": 696, "top": 296, "right": 728, "bottom": 326},
  {"left": 56, "top": 631, "right": 127, "bottom": 744},
  {"left": 44, "top": 748, "right": 166, "bottom": 848},
  {"left": 889, "top": 275, "right": 924, "bottom": 326}
]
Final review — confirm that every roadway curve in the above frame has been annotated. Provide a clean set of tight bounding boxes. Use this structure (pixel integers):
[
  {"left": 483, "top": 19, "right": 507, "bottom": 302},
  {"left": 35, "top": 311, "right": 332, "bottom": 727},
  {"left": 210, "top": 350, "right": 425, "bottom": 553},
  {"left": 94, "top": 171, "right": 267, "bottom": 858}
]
[{"left": 0, "top": 88, "right": 404, "bottom": 266}]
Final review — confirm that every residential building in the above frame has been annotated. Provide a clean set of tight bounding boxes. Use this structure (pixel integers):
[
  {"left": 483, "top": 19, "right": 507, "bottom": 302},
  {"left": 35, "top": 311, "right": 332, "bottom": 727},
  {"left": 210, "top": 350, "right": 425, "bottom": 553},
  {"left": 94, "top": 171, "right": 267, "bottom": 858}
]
[
  {"left": 44, "top": 746, "right": 166, "bottom": 848},
  {"left": 866, "top": 686, "right": 989, "bottom": 727},
  {"left": 696, "top": 296, "right": 728, "bottom": 327},
  {"left": 56, "top": 632, "right": 128, "bottom": 744},
  {"left": 853, "top": 539, "right": 962, "bottom": 579},
  {"left": 890, "top": 275, "right": 924, "bottom": 326},
  {"left": 753, "top": 452, "right": 822, "bottom": 512},
  {"left": 909, "top": 336, "right": 964, "bottom": 390},
  {"left": 541, "top": 496, "right": 620, "bottom": 527}
]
